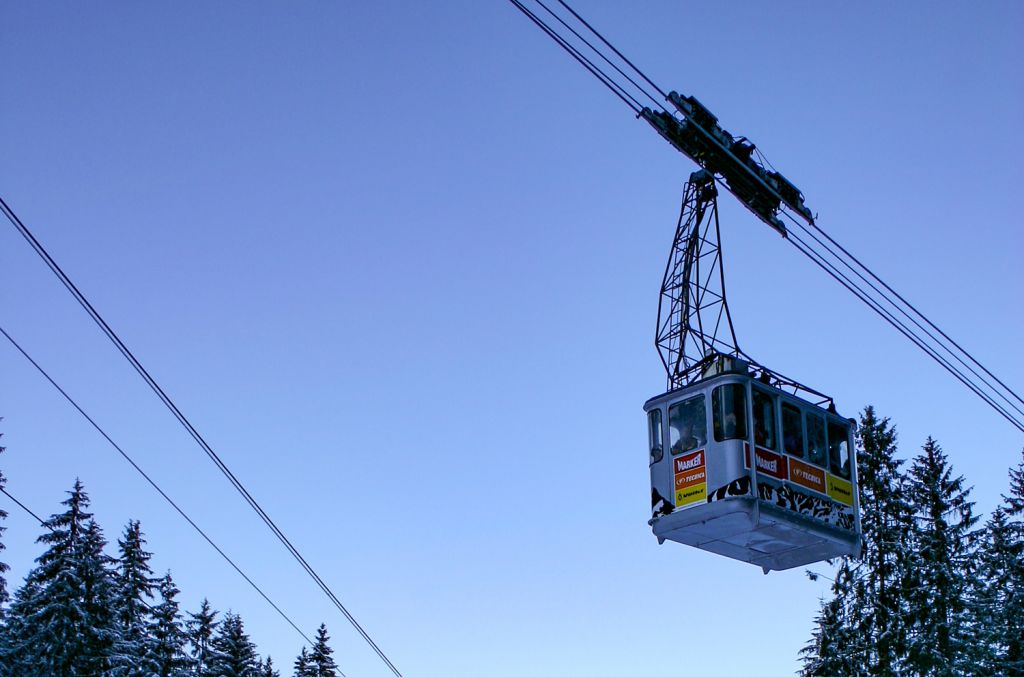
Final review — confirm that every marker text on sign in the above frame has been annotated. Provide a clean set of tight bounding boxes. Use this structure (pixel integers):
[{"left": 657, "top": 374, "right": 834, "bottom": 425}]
[{"left": 744, "top": 444, "right": 788, "bottom": 481}]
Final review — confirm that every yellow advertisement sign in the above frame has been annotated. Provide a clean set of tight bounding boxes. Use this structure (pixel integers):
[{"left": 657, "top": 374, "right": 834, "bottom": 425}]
[
  {"left": 673, "top": 449, "right": 707, "bottom": 508},
  {"left": 826, "top": 474, "right": 854, "bottom": 506},
  {"left": 675, "top": 483, "right": 707, "bottom": 507}
]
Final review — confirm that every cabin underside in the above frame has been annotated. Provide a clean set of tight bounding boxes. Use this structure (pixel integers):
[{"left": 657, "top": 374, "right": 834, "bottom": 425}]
[{"left": 652, "top": 496, "right": 862, "bottom": 572}]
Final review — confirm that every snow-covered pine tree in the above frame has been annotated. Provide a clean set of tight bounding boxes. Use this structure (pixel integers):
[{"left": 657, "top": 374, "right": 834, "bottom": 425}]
[
  {"left": 111, "top": 519, "right": 158, "bottom": 675},
  {"left": 259, "top": 656, "right": 281, "bottom": 677},
  {"left": 2, "top": 480, "right": 120, "bottom": 674},
  {"left": 801, "top": 406, "right": 913, "bottom": 674},
  {"left": 0, "top": 427, "right": 9, "bottom": 611},
  {"left": 308, "top": 624, "right": 339, "bottom": 677},
  {"left": 905, "top": 437, "right": 979, "bottom": 676},
  {"left": 79, "top": 518, "right": 121, "bottom": 673},
  {"left": 852, "top": 406, "right": 915, "bottom": 673},
  {"left": 0, "top": 575, "right": 44, "bottom": 673},
  {"left": 973, "top": 506, "right": 1024, "bottom": 675},
  {"left": 149, "top": 571, "right": 190, "bottom": 677},
  {"left": 210, "top": 611, "right": 260, "bottom": 676},
  {"left": 293, "top": 646, "right": 314, "bottom": 677},
  {"left": 799, "top": 560, "right": 866, "bottom": 675},
  {"left": 186, "top": 598, "right": 220, "bottom": 675},
  {"left": 973, "top": 449, "right": 1024, "bottom": 674},
  {"left": 1005, "top": 448, "right": 1024, "bottom": 516}
]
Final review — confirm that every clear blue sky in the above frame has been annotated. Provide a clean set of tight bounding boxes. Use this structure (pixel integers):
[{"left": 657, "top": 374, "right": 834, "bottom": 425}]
[{"left": 2, "top": 2, "right": 1022, "bottom": 674}]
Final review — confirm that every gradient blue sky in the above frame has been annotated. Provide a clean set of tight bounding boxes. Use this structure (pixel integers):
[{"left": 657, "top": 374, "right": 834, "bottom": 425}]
[{"left": 2, "top": 2, "right": 1022, "bottom": 675}]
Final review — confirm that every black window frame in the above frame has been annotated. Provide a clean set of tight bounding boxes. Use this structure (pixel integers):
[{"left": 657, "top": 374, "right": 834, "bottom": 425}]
[
  {"left": 648, "top": 409, "right": 663, "bottom": 465},
  {"left": 806, "top": 411, "right": 827, "bottom": 467},
  {"left": 668, "top": 394, "right": 707, "bottom": 455},
  {"left": 751, "top": 387, "right": 778, "bottom": 451},
  {"left": 712, "top": 383, "right": 747, "bottom": 442},
  {"left": 781, "top": 402, "right": 804, "bottom": 458},
  {"left": 827, "top": 419, "right": 852, "bottom": 479}
]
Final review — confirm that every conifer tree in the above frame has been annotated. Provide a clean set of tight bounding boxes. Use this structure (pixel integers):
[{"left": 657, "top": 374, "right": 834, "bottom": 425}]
[
  {"left": 974, "top": 507, "right": 1024, "bottom": 674},
  {"left": 851, "top": 406, "right": 915, "bottom": 673},
  {"left": 905, "top": 437, "right": 978, "bottom": 676},
  {"left": 0, "top": 429, "right": 9, "bottom": 611},
  {"left": 801, "top": 407, "right": 913, "bottom": 674},
  {"left": 260, "top": 656, "right": 281, "bottom": 677},
  {"left": 1005, "top": 448, "right": 1024, "bottom": 517},
  {"left": 80, "top": 518, "right": 121, "bottom": 673},
  {"left": 150, "top": 572, "right": 190, "bottom": 676},
  {"left": 799, "top": 561, "right": 866, "bottom": 675},
  {"left": 187, "top": 598, "right": 220, "bottom": 675},
  {"left": 293, "top": 646, "right": 314, "bottom": 677},
  {"left": 308, "top": 624, "right": 339, "bottom": 677},
  {"left": 111, "top": 519, "right": 158, "bottom": 675},
  {"left": 4, "top": 480, "right": 120, "bottom": 674},
  {"left": 0, "top": 576, "right": 44, "bottom": 673},
  {"left": 307, "top": 622, "right": 339, "bottom": 675},
  {"left": 972, "top": 449, "right": 1024, "bottom": 674},
  {"left": 210, "top": 611, "right": 260, "bottom": 676}
]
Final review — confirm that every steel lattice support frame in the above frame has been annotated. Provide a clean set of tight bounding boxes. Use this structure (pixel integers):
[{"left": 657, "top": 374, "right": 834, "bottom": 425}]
[{"left": 655, "top": 170, "right": 740, "bottom": 390}]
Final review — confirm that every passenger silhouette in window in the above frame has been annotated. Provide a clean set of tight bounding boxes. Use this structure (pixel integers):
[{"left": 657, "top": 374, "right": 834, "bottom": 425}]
[
  {"left": 782, "top": 403, "right": 803, "bottom": 457},
  {"left": 752, "top": 390, "right": 776, "bottom": 449},
  {"left": 669, "top": 395, "right": 706, "bottom": 454}
]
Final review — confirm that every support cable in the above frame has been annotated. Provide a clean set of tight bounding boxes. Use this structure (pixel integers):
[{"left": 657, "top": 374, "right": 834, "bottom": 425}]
[
  {"left": 508, "top": 0, "right": 643, "bottom": 114},
  {"left": 785, "top": 215, "right": 1024, "bottom": 422},
  {"left": 509, "top": 0, "right": 1023, "bottom": 431},
  {"left": 0, "top": 486, "right": 46, "bottom": 527},
  {"left": 531, "top": 0, "right": 663, "bottom": 110},
  {"left": 0, "top": 196, "right": 402, "bottom": 677},
  {"left": 0, "top": 325, "right": 313, "bottom": 645},
  {"left": 553, "top": 0, "right": 669, "bottom": 100},
  {"left": 783, "top": 234, "right": 1024, "bottom": 432},
  {"left": 785, "top": 209, "right": 1024, "bottom": 414}
]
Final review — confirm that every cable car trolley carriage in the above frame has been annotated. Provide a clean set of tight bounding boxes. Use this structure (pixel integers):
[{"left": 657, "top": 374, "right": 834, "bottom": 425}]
[
  {"left": 636, "top": 101, "right": 866, "bottom": 570},
  {"left": 645, "top": 355, "right": 862, "bottom": 572},
  {"left": 499, "top": 0, "right": 1019, "bottom": 575}
]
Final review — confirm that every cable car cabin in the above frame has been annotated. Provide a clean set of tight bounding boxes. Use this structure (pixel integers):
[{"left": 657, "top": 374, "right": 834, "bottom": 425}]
[{"left": 644, "top": 357, "right": 862, "bottom": 572}]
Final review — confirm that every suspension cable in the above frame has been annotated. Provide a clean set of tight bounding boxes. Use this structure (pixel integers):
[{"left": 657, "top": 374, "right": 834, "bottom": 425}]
[
  {"left": 782, "top": 234, "right": 1024, "bottom": 432},
  {"left": 554, "top": 0, "right": 668, "bottom": 100},
  {"left": 0, "top": 486, "right": 47, "bottom": 527},
  {"left": 0, "top": 325, "right": 313, "bottom": 644},
  {"left": 0, "top": 197, "right": 403, "bottom": 677},
  {"left": 507, "top": 1, "right": 1023, "bottom": 431},
  {"left": 508, "top": 0, "right": 644, "bottom": 113},
  {"left": 532, "top": 0, "right": 663, "bottom": 110},
  {"left": 784, "top": 209, "right": 1024, "bottom": 417}
]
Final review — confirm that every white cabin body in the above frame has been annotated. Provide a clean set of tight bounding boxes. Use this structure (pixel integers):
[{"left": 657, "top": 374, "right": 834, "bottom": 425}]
[{"left": 644, "top": 359, "right": 862, "bottom": 572}]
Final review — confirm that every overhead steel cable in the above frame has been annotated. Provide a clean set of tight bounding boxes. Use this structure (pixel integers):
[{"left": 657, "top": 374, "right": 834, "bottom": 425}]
[
  {"left": 0, "top": 483, "right": 163, "bottom": 615},
  {"left": 0, "top": 485, "right": 47, "bottom": 527},
  {"left": 508, "top": 0, "right": 1024, "bottom": 430},
  {"left": 0, "top": 325, "right": 313, "bottom": 644},
  {"left": 0, "top": 478, "right": 353, "bottom": 677},
  {"left": 508, "top": 0, "right": 643, "bottom": 114},
  {"left": 781, "top": 212, "right": 1024, "bottom": 424},
  {"left": 786, "top": 209, "right": 1024, "bottom": 414},
  {"left": 530, "top": 0, "right": 664, "bottom": 110},
  {"left": 553, "top": 0, "right": 668, "bottom": 101},
  {"left": 0, "top": 196, "right": 403, "bottom": 677},
  {"left": 781, "top": 233, "right": 1024, "bottom": 432}
]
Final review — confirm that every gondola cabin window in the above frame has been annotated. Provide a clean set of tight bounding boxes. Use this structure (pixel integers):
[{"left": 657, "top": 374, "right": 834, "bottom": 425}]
[
  {"left": 752, "top": 388, "right": 777, "bottom": 449},
  {"left": 806, "top": 412, "right": 827, "bottom": 467},
  {"left": 781, "top": 402, "right": 804, "bottom": 457},
  {"left": 669, "top": 395, "right": 706, "bottom": 454},
  {"left": 648, "top": 409, "right": 663, "bottom": 465},
  {"left": 828, "top": 420, "right": 852, "bottom": 479},
  {"left": 712, "top": 383, "right": 746, "bottom": 441}
]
